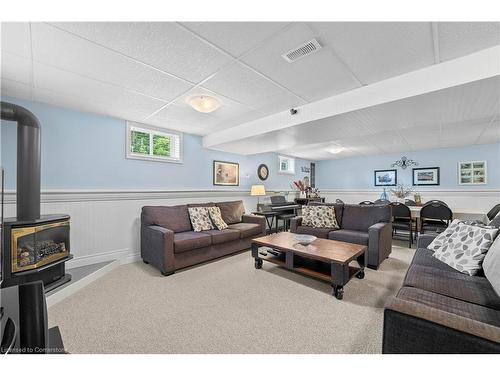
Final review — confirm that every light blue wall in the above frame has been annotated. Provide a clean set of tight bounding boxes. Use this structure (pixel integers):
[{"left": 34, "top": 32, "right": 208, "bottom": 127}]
[
  {"left": 0, "top": 97, "right": 311, "bottom": 191},
  {"left": 316, "top": 143, "right": 500, "bottom": 190}
]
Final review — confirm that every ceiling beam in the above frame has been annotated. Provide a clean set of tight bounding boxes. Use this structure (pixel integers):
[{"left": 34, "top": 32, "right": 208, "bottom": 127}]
[{"left": 203, "top": 46, "right": 500, "bottom": 149}]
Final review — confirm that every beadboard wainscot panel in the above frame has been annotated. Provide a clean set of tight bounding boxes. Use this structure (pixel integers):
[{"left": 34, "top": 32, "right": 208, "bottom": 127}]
[{"left": 3, "top": 190, "right": 278, "bottom": 268}]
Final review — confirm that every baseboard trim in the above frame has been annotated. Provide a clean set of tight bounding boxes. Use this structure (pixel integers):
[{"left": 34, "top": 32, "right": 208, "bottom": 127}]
[{"left": 66, "top": 248, "right": 136, "bottom": 269}]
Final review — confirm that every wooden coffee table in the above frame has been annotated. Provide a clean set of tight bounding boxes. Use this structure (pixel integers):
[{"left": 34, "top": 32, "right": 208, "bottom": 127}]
[{"left": 251, "top": 232, "right": 367, "bottom": 300}]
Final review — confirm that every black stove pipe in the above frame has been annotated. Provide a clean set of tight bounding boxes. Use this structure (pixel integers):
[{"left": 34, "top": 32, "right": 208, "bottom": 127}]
[{"left": 0, "top": 102, "right": 41, "bottom": 221}]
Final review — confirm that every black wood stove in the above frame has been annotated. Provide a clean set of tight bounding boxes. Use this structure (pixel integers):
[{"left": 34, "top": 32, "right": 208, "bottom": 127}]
[{"left": 1, "top": 102, "right": 72, "bottom": 291}]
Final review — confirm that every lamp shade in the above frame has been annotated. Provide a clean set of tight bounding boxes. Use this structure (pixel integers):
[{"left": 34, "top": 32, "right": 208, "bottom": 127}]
[{"left": 250, "top": 185, "right": 266, "bottom": 196}]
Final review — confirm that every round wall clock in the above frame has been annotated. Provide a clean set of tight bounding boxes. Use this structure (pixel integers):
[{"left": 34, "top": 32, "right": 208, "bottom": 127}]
[{"left": 257, "top": 164, "right": 269, "bottom": 181}]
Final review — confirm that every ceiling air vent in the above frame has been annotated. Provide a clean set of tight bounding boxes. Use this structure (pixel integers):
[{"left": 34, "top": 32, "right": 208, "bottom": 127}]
[{"left": 282, "top": 39, "right": 322, "bottom": 63}]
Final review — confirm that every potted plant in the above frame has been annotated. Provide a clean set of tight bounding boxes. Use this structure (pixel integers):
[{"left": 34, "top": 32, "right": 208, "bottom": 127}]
[{"left": 390, "top": 184, "right": 414, "bottom": 203}]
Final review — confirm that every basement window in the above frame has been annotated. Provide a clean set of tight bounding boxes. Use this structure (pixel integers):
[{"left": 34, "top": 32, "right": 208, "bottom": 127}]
[
  {"left": 278, "top": 155, "right": 295, "bottom": 175},
  {"left": 126, "top": 122, "right": 182, "bottom": 163}
]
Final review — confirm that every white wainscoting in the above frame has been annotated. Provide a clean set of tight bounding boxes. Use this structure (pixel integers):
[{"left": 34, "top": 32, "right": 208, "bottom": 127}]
[
  {"left": 320, "top": 189, "right": 500, "bottom": 212},
  {"left": 3, "top": 190, "right": 263, "bottom": 269},
  {"left": 3, "top": 189, "right": 498, "bottom": 268}
]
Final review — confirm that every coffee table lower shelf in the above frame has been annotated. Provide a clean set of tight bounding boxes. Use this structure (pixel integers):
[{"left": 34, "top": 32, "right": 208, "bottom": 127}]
[{"left": 252, "top": 245, "right": 365, "bottom": 300}]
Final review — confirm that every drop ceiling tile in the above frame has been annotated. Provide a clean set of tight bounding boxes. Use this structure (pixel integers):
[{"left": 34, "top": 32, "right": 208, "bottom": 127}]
[
  {"left": 1, "top": 22, "right": 31, "bottom": 58},
  {"left": 202, "top": 62, "right": 305, "bottom": 110},
  {"left": 145, "top": 116, "right": 205, "bottom": 135},
  {"left": 476, "top": 121, "right": 500, "bottom": 144},
  {"left": 149, "top": 86, "right": 259, "bottom": 134},
  {"left": 149, "top": 103, "right": 221, "bottom": 130},
  {"left": 311, "top": 22, "right": 434, "bottom": 84},
  {"left": 49, "top": 22, "right": 232, "bottom": 83},
  {"left": 242, "top": 23, "right": 360, "bottom": 101},
  {"left": 438, "top": 22, "right": 500, "bottom": 62},
  {"left": 181, "top": 22, "right": 288, "bottom": 57},
  {"left": 33, "top": 62, "right": 166, "bottom": 120},
  {"left": 1, "top": 78, "right": 32, "bottom": 100},
  {"left": 31, "top": 23, "right": 194, "bottom": 102},
  {"left": 1, "top": 52, "right": 32, "bottom": 85}
]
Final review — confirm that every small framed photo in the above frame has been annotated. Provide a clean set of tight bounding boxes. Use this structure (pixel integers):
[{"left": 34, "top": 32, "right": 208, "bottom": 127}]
[
  {"left": 213, "top": 160, "right": 239, "bottom": 186},
  {"left": 374, "top": 169, "right": 397, "bottom": 186},
  {"left": 412, "top": 167, "right": 440, "bottom": 186},
  {"left": 458, "top": 161, "right": 487, "bottom": 185}
]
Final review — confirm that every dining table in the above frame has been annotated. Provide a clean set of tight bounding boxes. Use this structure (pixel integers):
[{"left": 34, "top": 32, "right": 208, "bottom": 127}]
[{"left": 408, "top": 206, "right": 488, "bottom": 223}]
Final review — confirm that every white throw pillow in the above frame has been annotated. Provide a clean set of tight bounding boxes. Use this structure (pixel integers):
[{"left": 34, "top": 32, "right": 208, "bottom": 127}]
[
  {"left": 207, "top": 206, "right": 228, "bottom": 230},
  {"left": 483, "top": 234, "right": 500, "bottom": 296},
  {"left": 427, "top": 219, "right": 462, "bottom": 251},
  {"left": 432, "top": 222, "right": 498, "bottom": 275},
  {"left": 188, "top": 207, "right": 214, "bottom": 232}
]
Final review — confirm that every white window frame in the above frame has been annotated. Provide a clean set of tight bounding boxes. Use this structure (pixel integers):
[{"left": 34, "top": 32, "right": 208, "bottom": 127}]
[
  {"left": 278, "top": 155, "right": 295, "bottom": 175},
  {"left": 126, "top": 122, "right": 183, "bottom": 164}
]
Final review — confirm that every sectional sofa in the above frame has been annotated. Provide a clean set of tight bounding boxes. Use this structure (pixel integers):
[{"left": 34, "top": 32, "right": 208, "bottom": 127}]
[
  {"left": 383, "top": 233, "right": 500, "bottom": 353},
  {"left": 141, "top": 200, "right": 266, "bottom": 275},
  {"left": 290, "top": 203, "right": 393, "bottom": 269}
]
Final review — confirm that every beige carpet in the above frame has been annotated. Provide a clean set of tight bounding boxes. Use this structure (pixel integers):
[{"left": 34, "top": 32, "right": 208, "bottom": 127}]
[{"left": 49, "top": 242, "right": 415, "bottom": 354}]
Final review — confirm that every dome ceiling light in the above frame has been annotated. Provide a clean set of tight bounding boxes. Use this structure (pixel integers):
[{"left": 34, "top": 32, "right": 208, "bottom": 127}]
[{"left": 188, "top": 95, "right": 221, "bottom": 113}]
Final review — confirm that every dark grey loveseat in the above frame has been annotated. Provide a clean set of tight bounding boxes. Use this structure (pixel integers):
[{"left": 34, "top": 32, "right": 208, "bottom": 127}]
[
  {"left": 141, "top": 200, "right": 266, "bottom": 275},
  {"left": 290, "top": 203, "right": 392, "bottom": 269},
  {"left": 383, "top": 234, "right": 500, "bottom": 353}
]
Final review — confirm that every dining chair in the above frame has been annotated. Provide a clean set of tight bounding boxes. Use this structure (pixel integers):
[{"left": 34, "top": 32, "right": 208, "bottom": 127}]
[
  {"left": 420, "top": 202, "right": 452, "bottom": 235},
  {"left": 374, "top": 199, "right": 390, "bottom": 205},
  {"left": 426, "top": 199, "right": 449, "bottom": 207},
  {"left": 487, "top": 203, "right": 500, "bottom": 221},
  {"left": 404, "top": 199, "right": 417, "bottom": 206},
  {"left": 335, "top": 199, "right": 344, "bottom": 204},
  {"left": 390, "top": 202, "right": 414, "bottom": 248},
  {"left": 359, "top": 201, "right": 374, "bottom": 205}
]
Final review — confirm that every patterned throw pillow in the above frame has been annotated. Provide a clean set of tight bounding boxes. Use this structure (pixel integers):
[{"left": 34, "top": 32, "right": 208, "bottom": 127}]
[
  {"left": 207, "top": 206, "right": 228, "bottom": 230},
  {"left": 432, "top": 222, "right": 498, "bottom": 275},
  {"left": 427, "top": 219, "right": 462, "bottom": 251},
  {"left": 188, "top": 207, "right": 214, "bottom": 232},
  {"left": 302, "top": 206, "right": 339, "bottom": 229},
  {"left": 428, "top": 219, "right": 496, "bottom": 251}
]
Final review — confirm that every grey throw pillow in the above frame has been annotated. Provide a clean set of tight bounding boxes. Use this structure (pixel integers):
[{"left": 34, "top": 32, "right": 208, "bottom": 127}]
[
  {"left": 483, "top": 234, "right": 500, "bottom": 296},
  {"left": 432, "top": 222, "right": 498, "bottom": 275}
]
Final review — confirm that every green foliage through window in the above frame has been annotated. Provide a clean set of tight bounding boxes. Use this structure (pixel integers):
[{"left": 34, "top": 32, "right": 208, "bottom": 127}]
[
  {"left": 153, "top": 135, "right": 171, "bottom": 157},
  {"left": 131, "top": 130, "right": 150, "bottom": 155}
]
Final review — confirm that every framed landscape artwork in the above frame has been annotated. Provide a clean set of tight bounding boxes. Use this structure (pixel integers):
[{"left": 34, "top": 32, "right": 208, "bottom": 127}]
[
  {"left": 458, "top": 161, "right": 487, "bottom": 185},
  {"left": 412, "top": 167, "right": 440, "bottom": 186},
  {"left": 374, "top": 169, "right": 397, "bottom": 186},
  {"left": 213, "top": 160, "right": 239, "bottom": 186}
]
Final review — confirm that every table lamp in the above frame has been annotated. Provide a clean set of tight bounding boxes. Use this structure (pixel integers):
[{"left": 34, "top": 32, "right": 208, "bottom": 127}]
[{"left": 250, "top": 185, "right": 266, "bottom": 212}]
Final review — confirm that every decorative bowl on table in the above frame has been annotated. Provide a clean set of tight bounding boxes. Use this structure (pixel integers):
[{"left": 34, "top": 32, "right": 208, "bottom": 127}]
[{"left": 294, "top": 234, "right": 317, "bottom": 246}]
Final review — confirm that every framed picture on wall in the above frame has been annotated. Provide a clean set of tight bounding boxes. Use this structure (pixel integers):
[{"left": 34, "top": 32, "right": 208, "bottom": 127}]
[
  {"left": 458, "top": 161, "right": 487, "bottom": 185},
  {"left": 374, "top": 169, "right": 397, "bottom": 186},
  {"left": 412, "top": 167, "right": 440, "bottom": 186},
  {"left": 213, "top": 160, "right": 239, "bottom": 186}
]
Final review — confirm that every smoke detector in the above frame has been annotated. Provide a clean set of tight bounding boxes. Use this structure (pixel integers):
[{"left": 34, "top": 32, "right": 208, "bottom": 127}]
[{"left": 282, "top": 39, "right": 322, "bottom": 63}]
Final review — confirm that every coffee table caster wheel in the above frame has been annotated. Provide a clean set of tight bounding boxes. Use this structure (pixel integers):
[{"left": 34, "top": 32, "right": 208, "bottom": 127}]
[
  {"left": 333, "top": 286, "right": 344, "bottom": 300},
  {"left": 254, "top": 258, "right": 263, "bottom": 269},
  {"left": 356, "top": 270, "right": 365, "bottom": 279}
]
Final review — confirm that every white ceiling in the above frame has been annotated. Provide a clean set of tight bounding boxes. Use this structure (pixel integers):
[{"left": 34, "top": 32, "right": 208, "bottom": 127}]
[
  {"left": 215, "top": 76, "right": 500, "bottom": 159},
  {"left": 1, "top": 21, "right": 499, "bottom": 159}
]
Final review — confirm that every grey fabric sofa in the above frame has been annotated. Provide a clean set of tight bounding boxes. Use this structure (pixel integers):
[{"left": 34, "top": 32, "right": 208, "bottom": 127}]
[
  {"left": 383, "top": 234, "right": 500, "bottom": 353},
  {"left": 141, "top": 200, "right": 266, "bottom": 275},
  {"left": 290, "top": 203, "right": 392, "bottom": 269}
]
